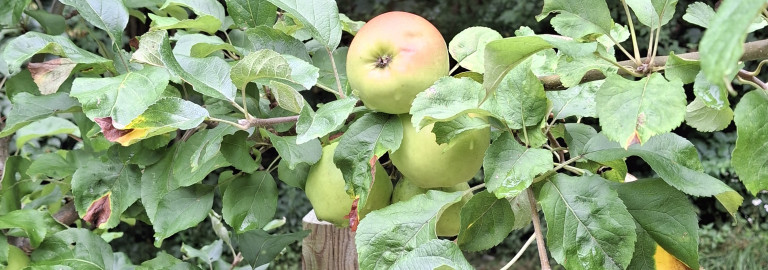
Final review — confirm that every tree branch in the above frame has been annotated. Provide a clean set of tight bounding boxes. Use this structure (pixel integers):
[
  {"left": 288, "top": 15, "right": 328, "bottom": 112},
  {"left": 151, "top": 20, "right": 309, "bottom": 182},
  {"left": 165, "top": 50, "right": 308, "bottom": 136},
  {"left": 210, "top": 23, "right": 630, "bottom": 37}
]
[
  {"left": 737, "top": 69, "right": 768, "bottom": 90},
  {"left": 541, "top": 39, "right": 768, "bottom": 90},
  {"left": 526, "top": 188, "right": 551, "bottom": 270}
]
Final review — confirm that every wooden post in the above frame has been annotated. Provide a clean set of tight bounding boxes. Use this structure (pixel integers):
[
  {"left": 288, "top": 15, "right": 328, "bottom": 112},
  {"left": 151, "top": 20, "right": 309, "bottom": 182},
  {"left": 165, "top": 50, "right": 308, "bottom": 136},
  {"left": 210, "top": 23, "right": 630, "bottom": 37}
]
[{"left": 301, "top": 210, "right": 359, "bottom": 270}]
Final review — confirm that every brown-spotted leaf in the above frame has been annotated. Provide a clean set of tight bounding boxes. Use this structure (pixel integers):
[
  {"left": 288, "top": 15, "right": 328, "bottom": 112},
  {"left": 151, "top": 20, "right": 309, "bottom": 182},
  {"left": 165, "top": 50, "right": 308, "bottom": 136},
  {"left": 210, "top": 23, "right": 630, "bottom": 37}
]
[
  {"left": 28, "top": 58, "right": 77, "bottom": 95},
  {"left": 83, "top": 193, "right": 112, "bottom": 227}
]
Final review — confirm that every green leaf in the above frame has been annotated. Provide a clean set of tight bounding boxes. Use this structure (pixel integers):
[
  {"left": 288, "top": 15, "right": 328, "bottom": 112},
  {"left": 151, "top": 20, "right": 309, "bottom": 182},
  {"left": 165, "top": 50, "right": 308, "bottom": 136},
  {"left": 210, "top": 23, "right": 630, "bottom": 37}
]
[
  {"left": 189, "top": 125, "right": 239, "bottom": 173},
  {"left": 0, "top": 209, "right": 63, "bottom": 248},
  {"left": 230, "top": 49, "right": 290, "bottom": 89},
  {"left": 222, "top": 172, "right": 278, "bottom": 233},
  {"left": 699, "top": 0, "right": 765, "bottom": 89},
  {"left": 175, "top": 55, "right": 238, "bottom": 101},
  {"left": 547, "top": 80, "right": 601, "bottom": 120},
  {"left": 483, "top": 132, "right": 552, "bottom": 198},
  {"left": 1, "top": 31, "right": 114, "bottom": 75},
  {"left": 27, "top": 152, "right": 75, "bottom": 180},
  {"left": 0, "top": 156, "right": 29, "bottom": 214},
  {"left": 507, "top": 191, "right": 532, "bottom": 230},
  {"left": 131, "top": 30, "right": 164, "bottom": 66},
  {"left": 390, "top": 239, "right": 473, "bottom": 270},
  {"left": 481, "top": 60, "right": 548, "bottom": 129},
  {"left": 148, "top": 30, "right": 237, "bottom": 101},
  {"left": 31, "top": 228, "right": 114, "bottom": 269},
  {"left": 0, "top": 0, "right": 31, "bottom": 27},
  {"left": 153, "top": 184, "right": 215, "bottom": 246},
  {"left": 190, "top": 42, "right": 239, "bottom": 58},
  {"left": 5, "top": 69, "right": 39, "bottom": 99},
  {"left": 626, "top": 224, "right": 657, "bottom": 270},
  {"left": 339, "top": 13, "right": 364, "bottom": 35},
  {"left": 59, "top": 0, "right": 129, "bottom": 46},
  {"left": 625, "top": 0, "right": 677, "bottom": 29},
  {"left": 124, "top": 97, "right": 209, "bottom": 130},
  {"left": 664, "top": 52, "right": 700, "bottom": 84},
  {"left": 283, "top": 54, "right": 319, "bottom": 90},
  {"left": 270, "top": 80, "right": 305, "bottom": 113},
  {"left": 296, "top": 98, "right": 357, "bottom": 144},
  {"left": 24, "top": 9, "right": 66, "bottom": 35},
  {"left": 611, "top": 178, "right": 700, "bottom": 269},
  {"left": 265, "top": 0, "right": 342, "bottom": 50},
  {"left": 596, "top": 73, "right": 686, "bottom": 149},
  {"left": 231, "top": 26, "right": 311, "bottom": 62},
  {"left": 536, "top": 174, "right": 636, "bottom": 270},
  {"left": 538, "top": 0, "right": 614, "bottom": 38},
  {"left": 564, "top": 123, "right": 598, "bottom": 158},
  {"left": 583, "top": 132, "right": 743, "bottom": 214},
  {"left": 409, "top": 77, "right": 486, "bottom": 129},
  {"left": 277, "top": 160, "right": 309, "bottom": 189},
  {"left": 136, "top": 252, "right": 197, "bottom": 270},
  {"left": 556, "top": 50, "right": 617, "bottom": 88},
  {"left": 234, "top": 229, "right": 309, "bottom": 268},
  {"left": 181, "top": 240, "right": 223, "bottom": 266},
  {"left": 15, "top": 116, "right": 79, "bottom": 149},
  {"left": 334, "top": 113, "right": 402, "bottom": 208},
  {"left": 71, "top": 149, "right": 141, "bottom": 228},
  {"left": 732, "top": 90, "right": 768, "bottom": 195},
  {"left": 226, "top": 0, "right": 277, "bottom": 28},
  {"left": 356, "top": 190, "right": 464, "bottom": 270},
  {"left": 456, "top": 191, "right": 515, "bottom": 252},
  {"left": 313, "top": 46, "right": 348, "bottom": 95},
  {"left": 431, "top": 115, "right": 490, "bottom": 145},
  {"left": 0, "top": 92, "right": 80, "bottom": 137},
  {"left": 221, "top": 131, "right": 259, "bottom": 174},
  {"left": 149, "top": 13, "right": 221, "bottom": 34},
  {"left": 449, "top": 27, "right": 503, "bottom": 73},
  {"left": 683, "top": 1, "right": 767, "bottom": 32},
  {"left": 264, "top": 130, "right": 321, "bottom": 169},
  {"left": 141, "top": 129, "right": 230, "bottom": 228},
  {"left": 70, "top": 66, "right": 169, "bottom": 126},
  {"left": 483, "top": 36, "right": 553, "bottom": 94},
  {"left": 685, "top": 97, "right": 733, "bottom": 132},
  {"left": 692, "top": 71, "right": 728, "bottom": 109}
]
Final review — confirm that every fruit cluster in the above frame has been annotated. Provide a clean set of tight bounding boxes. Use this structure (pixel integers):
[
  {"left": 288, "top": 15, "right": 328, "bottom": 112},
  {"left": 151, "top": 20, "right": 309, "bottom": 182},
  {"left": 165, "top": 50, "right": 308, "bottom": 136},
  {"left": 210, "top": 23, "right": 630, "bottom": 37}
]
[{"left": 305, "top": 11, "right": 489, "bottom": 236}]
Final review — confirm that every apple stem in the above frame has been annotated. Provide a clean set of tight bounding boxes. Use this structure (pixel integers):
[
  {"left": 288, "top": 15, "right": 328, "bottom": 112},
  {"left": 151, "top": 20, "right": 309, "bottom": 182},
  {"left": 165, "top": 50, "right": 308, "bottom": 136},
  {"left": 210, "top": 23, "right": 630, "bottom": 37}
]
[
  {"left": 527, "top": 187, "right": 552, "bottom": 270},
  {"left": 326, "top": 47, "right": 346, "bottom": 99}
]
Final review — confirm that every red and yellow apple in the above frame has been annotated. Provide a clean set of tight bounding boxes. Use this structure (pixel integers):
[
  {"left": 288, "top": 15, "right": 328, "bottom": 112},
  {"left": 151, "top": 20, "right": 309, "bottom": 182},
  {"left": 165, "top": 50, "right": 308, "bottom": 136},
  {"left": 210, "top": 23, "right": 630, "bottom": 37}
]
[
  {"left": 305, "top": 142, "right": 393, "bottom": 227},
  {"left": 390, "top": 114, "right": 490, "bottom": 188},
  {"left": 391, "top": 178, "right": 472, "bottom": 236},
  {"left": 346, "top": 11, "right": 449, "bottom": 114}
]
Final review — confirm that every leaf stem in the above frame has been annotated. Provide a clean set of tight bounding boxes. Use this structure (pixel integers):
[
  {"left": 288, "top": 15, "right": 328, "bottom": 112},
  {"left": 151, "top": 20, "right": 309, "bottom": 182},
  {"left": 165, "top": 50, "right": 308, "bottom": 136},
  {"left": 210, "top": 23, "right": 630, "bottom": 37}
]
[
  {"left": 595, "top": 52, "right": 642, "bottom": 77},
  {"left": 546, "top": 130, "right": 565, "bottom": 163},
  {"left": 608, "top": 35, "right": 637, "bottom": 65},
  {"left": 326, "top": 47, "right": 346, "bottom": 98},
  {"left": 533, "top": 154, "right": 584, "bottom": 183},
  {"left": 208, "top": 117, "right": 248, "bottom": 129},
  {"left": 449, "top": 63, "right": 461, "bottom": 75},
  {"left": 737, "top": 69, "right": 768, "bottom": 91},
  {"left": 526, "top": 188, "right": 551, "bottom": 270},
  {"left": 467, "top": 183, "right": 486, "bottom": 194},
  {"left": 500, "top": 233, "right": 537, "bottom": 270},
  {"left": 621, "top": 0, "right": 642, "bottom": 65},
  {"left": 266, "top": 156, "right": 281, "bottom": 173},
  {"left": 241, "top": 88, "right": 251, "bottom": 121}
]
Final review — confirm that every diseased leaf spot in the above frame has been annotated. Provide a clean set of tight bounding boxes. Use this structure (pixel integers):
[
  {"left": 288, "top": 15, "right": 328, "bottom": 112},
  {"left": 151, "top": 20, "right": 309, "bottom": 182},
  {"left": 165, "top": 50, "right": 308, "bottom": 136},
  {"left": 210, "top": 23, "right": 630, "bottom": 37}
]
[{"left": 84, "top": 193, "right": 112, "bottom": 227}]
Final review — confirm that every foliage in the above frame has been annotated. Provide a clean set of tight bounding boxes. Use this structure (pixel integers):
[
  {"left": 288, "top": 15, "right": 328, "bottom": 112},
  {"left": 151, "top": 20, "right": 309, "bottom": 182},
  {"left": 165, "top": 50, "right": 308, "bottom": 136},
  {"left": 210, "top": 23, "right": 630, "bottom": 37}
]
[{"left": 1, "top": 0, "right": 767, "bottom": 269}]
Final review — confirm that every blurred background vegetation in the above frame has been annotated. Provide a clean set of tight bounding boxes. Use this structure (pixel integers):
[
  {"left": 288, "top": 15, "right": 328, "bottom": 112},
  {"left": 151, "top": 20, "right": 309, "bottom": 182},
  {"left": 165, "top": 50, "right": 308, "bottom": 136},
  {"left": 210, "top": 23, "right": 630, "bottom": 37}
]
[{"left": 2, "top": 0, "right": 767, "bottom": 269}]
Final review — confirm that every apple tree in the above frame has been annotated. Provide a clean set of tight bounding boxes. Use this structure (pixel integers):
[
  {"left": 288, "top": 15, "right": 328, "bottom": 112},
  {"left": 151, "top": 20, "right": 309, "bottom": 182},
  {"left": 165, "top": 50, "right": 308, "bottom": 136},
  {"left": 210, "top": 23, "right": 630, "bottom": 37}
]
[{"left": 0, "top": 0, "right": 766, "bottom": 269}]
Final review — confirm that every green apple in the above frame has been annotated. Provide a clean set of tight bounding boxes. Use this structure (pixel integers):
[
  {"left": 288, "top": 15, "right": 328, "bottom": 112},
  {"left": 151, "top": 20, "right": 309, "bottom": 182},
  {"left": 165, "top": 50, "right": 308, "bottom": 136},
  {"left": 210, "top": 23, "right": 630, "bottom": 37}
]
[
  {"left": 391, "top": 178, "right": 472, "bottom": 237},
  {"left": 6, "top": 245, "right": 29, "bottom": 270},
  {"left": 390, "top": 114, "right": 490, "bottom": 188},
  {"left": 305, "top": 141, "right": 393, "bottom": 227},
  {"left": 346, "top": 11, "right": 449, "bottom": 114}
]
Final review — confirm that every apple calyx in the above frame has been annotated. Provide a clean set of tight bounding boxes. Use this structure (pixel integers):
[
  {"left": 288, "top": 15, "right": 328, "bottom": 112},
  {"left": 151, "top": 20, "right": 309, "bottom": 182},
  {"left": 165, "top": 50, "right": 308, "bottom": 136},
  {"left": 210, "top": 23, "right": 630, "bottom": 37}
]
[{"left": 375, "top": 55, "right": 392, "bottom": 68}]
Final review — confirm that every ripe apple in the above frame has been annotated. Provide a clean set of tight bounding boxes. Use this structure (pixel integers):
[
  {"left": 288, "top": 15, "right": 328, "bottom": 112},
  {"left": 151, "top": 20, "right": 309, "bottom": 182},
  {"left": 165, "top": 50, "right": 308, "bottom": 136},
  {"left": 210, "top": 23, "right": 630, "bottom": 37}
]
[
  {"left": 390, "top": 114, "right": 490, "bottom": 188},
  {"left": 305, "top": 142, "right": 393, "bottom": 227},
  {"left": 346, "top": 11, "right": 449, "bottom": 114},
  {"left": 391, "top": 178, "right": 472, "bottom": 237}
]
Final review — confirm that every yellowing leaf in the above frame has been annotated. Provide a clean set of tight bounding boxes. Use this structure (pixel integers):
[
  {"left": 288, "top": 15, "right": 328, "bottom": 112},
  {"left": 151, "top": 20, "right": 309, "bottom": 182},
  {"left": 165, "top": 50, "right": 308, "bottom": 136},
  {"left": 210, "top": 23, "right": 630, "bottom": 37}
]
[
  {"left": 115, "top": 128, "right": 150, "bottom": 146},
  {"left": 654, "top": 244, "right": 692, "bottom": 270}
]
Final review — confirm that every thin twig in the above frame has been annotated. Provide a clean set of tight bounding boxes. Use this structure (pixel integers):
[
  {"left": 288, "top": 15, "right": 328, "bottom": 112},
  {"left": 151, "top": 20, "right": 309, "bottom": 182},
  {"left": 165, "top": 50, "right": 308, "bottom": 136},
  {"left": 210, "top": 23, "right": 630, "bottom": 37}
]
[
  {"left": 500, "top": 233, "right": 537, "bottom": 270},
  {"left": 546, "top": 130, "right": 565, "bottom": 163},
  {"left": 526, "top": 188, "right": 551, "bottom": 270},
  {"left": 737, "top": 69, "right": 768, "bottom": 91}
]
